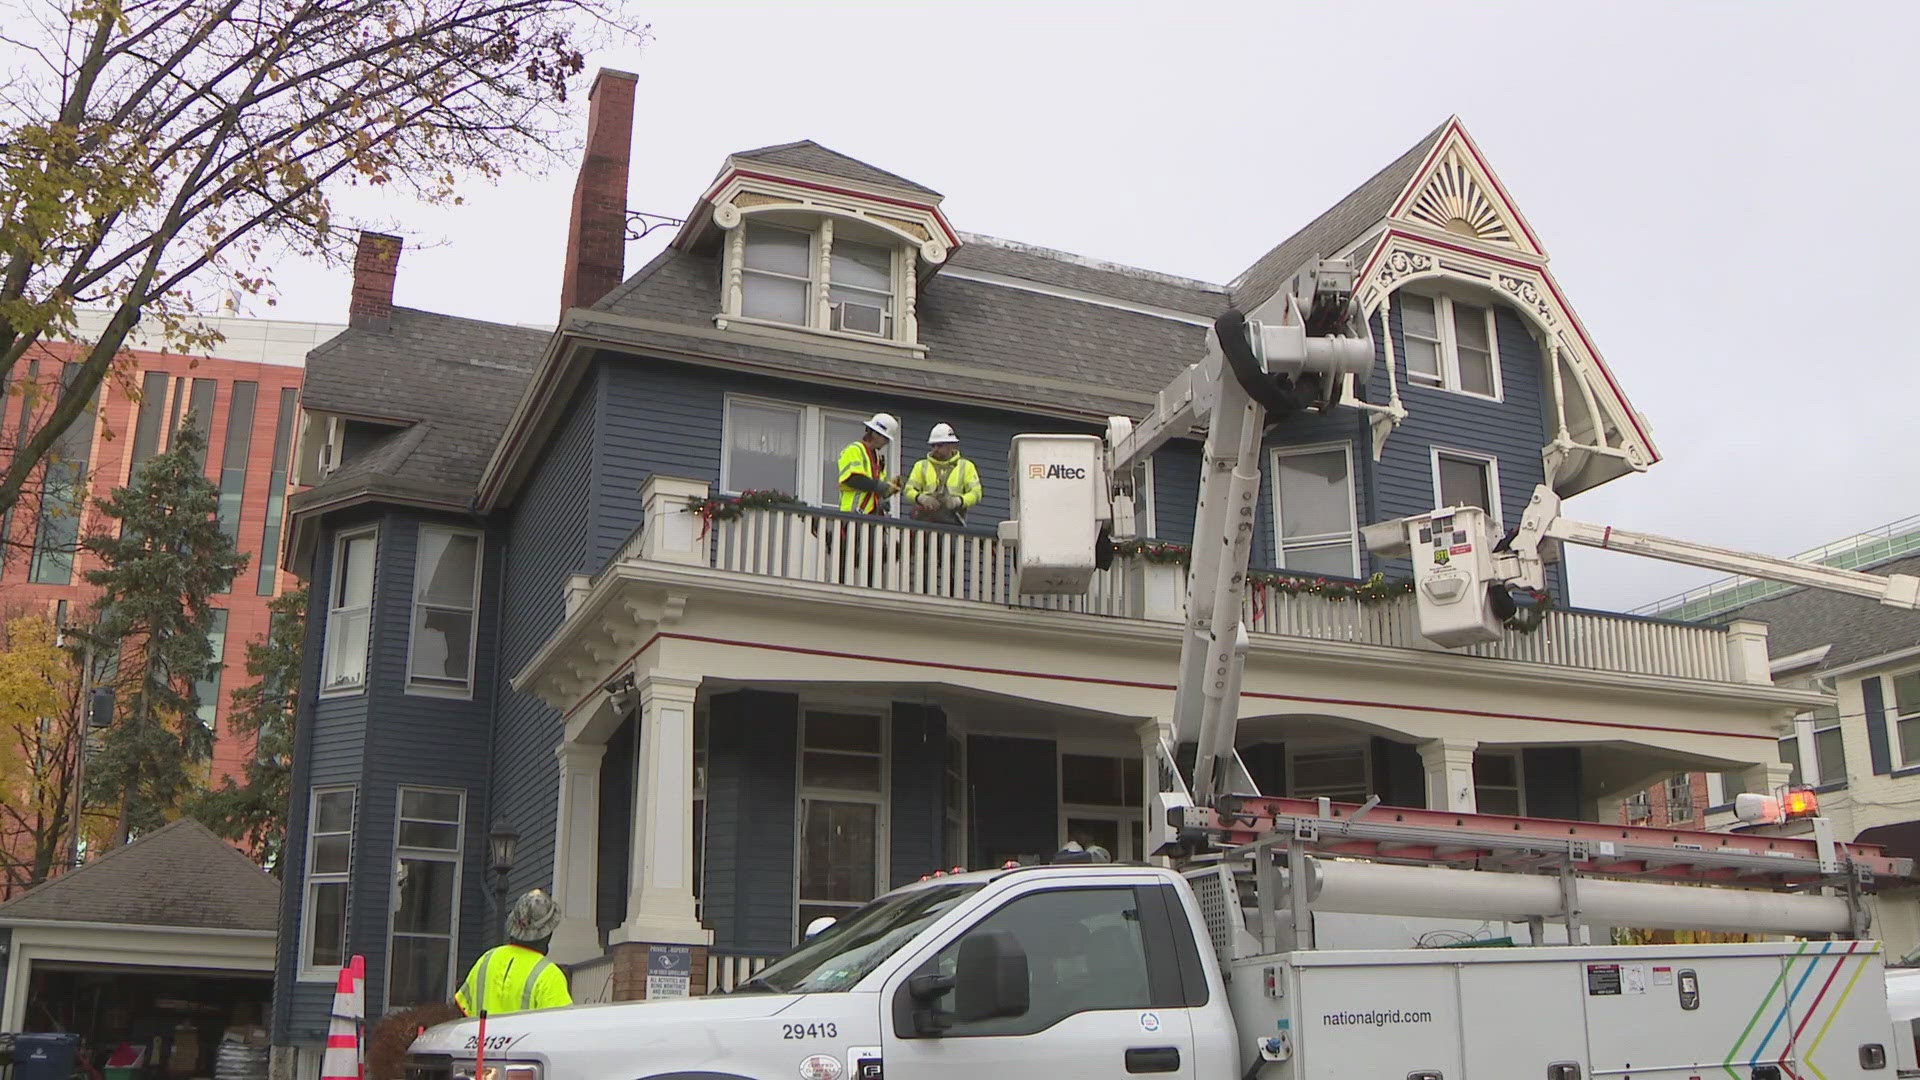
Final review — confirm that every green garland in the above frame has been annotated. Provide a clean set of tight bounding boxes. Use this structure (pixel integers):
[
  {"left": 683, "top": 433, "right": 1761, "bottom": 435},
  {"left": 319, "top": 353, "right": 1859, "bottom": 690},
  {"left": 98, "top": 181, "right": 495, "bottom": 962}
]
[
  {"left": 1109, "top": 537, "right": 1551, "bottom": 632},
  {"left": 685, "top": 490, "right": 801, "bottom": 535}
]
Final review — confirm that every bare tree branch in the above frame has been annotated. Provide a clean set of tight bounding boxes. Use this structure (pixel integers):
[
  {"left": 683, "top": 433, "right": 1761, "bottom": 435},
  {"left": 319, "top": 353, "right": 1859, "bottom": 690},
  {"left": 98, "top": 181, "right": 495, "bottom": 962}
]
[{"left": 0, "top": 0, "right": 643, "bottom": 518}]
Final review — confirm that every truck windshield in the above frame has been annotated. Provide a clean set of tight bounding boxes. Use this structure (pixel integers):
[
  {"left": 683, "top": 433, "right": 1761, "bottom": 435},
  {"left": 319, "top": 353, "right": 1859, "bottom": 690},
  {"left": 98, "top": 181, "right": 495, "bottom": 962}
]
[{"left": 734, "top": 883, "right": 983, "bottom": 994}]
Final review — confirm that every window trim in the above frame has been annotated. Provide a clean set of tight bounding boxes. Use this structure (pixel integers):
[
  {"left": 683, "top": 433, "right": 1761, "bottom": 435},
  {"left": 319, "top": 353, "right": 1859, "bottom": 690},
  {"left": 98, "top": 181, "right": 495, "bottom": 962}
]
[
  {"left": 720, "top": 393, "right": 901, "bottom": 513},
  {"left": 1891, "top": 670, "right": 1920, "bottom": 769},
  {"left": 1430, "top": 446, "right": 1504, "bottom": 529},
  {"left": 404, "top": 525, "right": 484, "bottom": 699},
  {"left": 299, "top": 785, "right": 357, "bottom": 982},
  {"left": 320, "top": 526, "right": 378, "bottom": 699},
  {"left": 1269, "top": 441, "right": 1360, "bottom": 577},
  {"left": 385, "top": 786, "right": 466, "bottom": 1008},
  {"left": 794, "top": 706, "right": 891, "bottom": 938},
  {"left": 1398, "top": 291, "right": 1504, "bottom": 402},
  {"left": 730, "top": 219, "right": 911, "bottom": 345}
]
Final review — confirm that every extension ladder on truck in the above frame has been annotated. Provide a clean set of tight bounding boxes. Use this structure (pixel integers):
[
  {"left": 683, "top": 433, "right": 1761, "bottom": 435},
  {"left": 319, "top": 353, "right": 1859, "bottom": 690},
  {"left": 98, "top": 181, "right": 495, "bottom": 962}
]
[{"left": 1177, "top": 796, "right": 1915, "bottom": 965}]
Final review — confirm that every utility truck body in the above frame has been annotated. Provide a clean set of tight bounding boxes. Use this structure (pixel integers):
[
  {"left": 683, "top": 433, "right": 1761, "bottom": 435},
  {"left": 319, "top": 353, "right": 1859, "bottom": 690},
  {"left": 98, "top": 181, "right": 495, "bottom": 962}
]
[{"left": 407, "top": 846, "right": 1900, "bottom": 1080}]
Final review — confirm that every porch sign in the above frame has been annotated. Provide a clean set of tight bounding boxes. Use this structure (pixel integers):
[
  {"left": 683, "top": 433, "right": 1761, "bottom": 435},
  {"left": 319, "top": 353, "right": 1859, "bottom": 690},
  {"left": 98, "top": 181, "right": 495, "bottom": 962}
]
[{"left": 647, "top": 944, "right": 693, "bottom": 1000}]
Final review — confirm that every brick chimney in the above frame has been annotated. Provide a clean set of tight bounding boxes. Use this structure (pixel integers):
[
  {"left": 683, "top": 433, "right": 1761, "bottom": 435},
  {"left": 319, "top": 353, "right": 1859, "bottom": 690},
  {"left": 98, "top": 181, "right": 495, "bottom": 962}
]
[
  {"left": 349, "top": 231, "right": 403, "bottom": 331},
  {"left": 559, "top": 68, "right": 638, "bottom": 318}
]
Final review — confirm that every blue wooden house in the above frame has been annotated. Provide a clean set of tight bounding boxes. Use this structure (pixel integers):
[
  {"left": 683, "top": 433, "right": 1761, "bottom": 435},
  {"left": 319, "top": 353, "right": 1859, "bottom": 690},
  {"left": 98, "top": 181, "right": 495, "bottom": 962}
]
[{"left": 268, "top": 69, "right": 1814, "bottom": 1066}]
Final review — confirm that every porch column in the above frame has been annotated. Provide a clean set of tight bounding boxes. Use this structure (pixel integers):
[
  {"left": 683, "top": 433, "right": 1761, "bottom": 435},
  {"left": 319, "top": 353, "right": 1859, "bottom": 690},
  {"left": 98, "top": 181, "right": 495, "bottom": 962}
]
[
  {"left": 613, "top": 673, "right": 711, "bottom": 980},
  {"left": 1419, "top": 738, "right": 1479, "bottom": 812},
  {"left": 1137, "top": 718, "right": 1174, "bottom": 859},
  {"left": 548, "top": 740, "right": 607, "bottom": 964}
]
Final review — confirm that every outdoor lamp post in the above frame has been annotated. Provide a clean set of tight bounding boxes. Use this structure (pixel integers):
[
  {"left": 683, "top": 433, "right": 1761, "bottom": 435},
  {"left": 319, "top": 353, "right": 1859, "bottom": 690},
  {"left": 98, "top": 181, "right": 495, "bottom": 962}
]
[{"left": 489, "top": 819, "right": 519, "bottom": 945}]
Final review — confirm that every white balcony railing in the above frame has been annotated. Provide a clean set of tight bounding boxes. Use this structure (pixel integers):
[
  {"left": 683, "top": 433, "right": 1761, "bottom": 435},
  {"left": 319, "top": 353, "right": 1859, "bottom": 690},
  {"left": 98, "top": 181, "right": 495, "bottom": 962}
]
[{"left": 612, "top": 479, "right": 1743, "bottom": 686}]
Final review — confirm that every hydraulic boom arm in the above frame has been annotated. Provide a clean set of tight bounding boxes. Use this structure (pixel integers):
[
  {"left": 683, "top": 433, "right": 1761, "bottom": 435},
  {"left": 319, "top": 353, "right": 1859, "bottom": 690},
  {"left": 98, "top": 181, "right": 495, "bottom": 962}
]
[
  {"left": 1511, "top": 486, "right": 1920, "bottom": 609},
  {"left": 1104, "top": 262, "right": 1374, "bottom": 807}
]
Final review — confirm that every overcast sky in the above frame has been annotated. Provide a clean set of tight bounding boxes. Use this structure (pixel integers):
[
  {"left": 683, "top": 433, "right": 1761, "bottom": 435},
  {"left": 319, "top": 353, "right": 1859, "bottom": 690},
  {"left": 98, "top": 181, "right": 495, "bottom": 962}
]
[{"left": 260, "top": 0, "right": 1919, "bottom": 612}]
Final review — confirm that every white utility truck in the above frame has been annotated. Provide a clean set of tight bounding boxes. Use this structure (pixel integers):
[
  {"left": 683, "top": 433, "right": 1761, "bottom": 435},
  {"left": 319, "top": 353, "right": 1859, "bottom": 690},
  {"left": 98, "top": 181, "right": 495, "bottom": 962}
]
[{"left": 409, "top": 261, "right": 1920, "bottom": 1080}]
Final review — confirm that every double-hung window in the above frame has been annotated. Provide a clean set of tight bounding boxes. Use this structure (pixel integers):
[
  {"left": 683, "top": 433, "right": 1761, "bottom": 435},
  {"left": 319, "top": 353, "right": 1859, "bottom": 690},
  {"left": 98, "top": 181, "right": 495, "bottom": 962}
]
[
  {"left": 1778, "top": 734, "right": 1805, "bottom": 787},
  {"left": 1059, "top": 752, "right": 1145, "bottom": 862},
  {"left": 1290, "top": 745, "right": 1369, "bottom": 802},
  {"left": 1473, "top": 753, "right": 1523, "bottom": 815},
  {"left": 1398, "top": 293, "right": 1502, "bottom": 399},
  {"left": 796, "top": 709, "right": 887, "bottom": 933},
  {"left": 301, "top": 787, "right": 356, "bottom": 979},
  {"left": 1893, "top": 671, "right": 1920, "bottom": 768},
  {"left": 721, "top": 396, "right": 900, "bottom": 510},
  {"left": 322, "top": 528, "right": 376, "bottom": 695},
  {"left": 1810, "top": 699, "right": 1846, "bottom": 783},
  {"left": 1271, "top": 443, "right": 1359, "bottom": 577},
  {"left": 1433, "top": 448, "right": 1502, "bottom": 526},
  {"left": 739, "top": 222, "right": 899, "bottom": 339},
  {"left": 388, "top": 788, "right": 464, "bottom": 1007},
  {"left": 741, "top": 224, "right": 812, "bottom": 325},
  {"left": 408, "top": 527, "right": 481, "bottom": 696},
  {"left": 1664, "top": 774, "right": 1695, "bottom": 822}
]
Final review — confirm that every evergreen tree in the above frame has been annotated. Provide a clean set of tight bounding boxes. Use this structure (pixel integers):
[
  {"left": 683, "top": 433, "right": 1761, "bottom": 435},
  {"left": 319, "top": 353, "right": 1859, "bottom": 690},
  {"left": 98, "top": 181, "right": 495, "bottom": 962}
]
[
  {"left": 193, "top": 589, "right": 305, "bottom": 872},
  {"left": 82, "top": 418, "right": 247, "bottom": 843}
]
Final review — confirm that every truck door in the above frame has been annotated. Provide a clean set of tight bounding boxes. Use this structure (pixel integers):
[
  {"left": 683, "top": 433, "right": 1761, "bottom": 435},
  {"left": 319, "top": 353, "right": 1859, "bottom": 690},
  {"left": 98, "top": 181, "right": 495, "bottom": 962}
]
[{"left": 879, "top": 882, "right": 1202, "bottom": 1080}]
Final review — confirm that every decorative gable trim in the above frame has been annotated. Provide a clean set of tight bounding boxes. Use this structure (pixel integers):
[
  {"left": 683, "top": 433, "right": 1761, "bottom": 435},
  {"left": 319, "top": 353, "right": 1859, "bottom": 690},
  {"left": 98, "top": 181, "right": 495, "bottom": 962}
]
[
  {"left": 1389, "top": 119, "right": 1545, "bottom": 258},
  {"left": 1354, "top": 228, "right": 1660, "bottom": 498},
  {"left": 679, "top": 165, "right": 959, "bottom": 262}
]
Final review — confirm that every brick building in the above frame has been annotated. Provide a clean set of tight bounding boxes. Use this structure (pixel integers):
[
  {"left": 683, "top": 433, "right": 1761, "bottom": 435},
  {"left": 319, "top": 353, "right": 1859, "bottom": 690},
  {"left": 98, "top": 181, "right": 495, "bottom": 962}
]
[{"left": 0, "top": 312, "right": 336, "bottom": 802}]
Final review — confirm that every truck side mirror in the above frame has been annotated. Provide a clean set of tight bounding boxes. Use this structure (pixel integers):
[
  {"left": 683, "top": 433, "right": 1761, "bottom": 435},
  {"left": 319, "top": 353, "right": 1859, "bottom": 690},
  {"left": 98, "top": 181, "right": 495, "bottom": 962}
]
[{"left": 953, "top": 930, "right": 1029, "bottom": 1023}]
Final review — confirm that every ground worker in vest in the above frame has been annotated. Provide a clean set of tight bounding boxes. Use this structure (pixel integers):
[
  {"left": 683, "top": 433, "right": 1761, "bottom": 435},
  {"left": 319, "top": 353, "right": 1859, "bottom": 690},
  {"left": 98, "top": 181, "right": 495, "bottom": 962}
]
[
  {"left": 906, "top": 423, "right": 981, "bottom": 526},
  {"left": 455, "top": 889, "right": 572, "bottom": 1017},
  {"left": 837, "top": 412, "right": 902, "bottom": 514}
]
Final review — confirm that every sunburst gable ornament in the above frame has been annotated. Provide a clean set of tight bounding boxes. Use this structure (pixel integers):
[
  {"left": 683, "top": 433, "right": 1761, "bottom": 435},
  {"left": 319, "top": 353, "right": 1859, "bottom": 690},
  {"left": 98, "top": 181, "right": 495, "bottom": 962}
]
[{"left": 1406, "top": 147, "right": 1517, "bottom": 246}]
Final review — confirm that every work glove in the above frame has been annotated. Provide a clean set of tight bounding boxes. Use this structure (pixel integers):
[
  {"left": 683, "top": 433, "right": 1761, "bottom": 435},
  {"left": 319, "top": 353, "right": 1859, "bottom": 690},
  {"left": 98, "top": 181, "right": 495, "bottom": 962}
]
[
  {"left": 888, "top": 475, "right": 904, "bottom": 494},
  {"left": 917, "top": 493, "right": 941, "bottom": 510},
  {"left": 940, "top": 495, "right": 962, "bottom": 510}
]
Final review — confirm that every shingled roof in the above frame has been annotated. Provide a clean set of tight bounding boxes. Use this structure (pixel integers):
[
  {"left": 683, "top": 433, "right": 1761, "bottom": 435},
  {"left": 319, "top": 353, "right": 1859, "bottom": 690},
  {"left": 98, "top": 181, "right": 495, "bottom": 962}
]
[
  {"left": 733, "top": 140, "right": 942, "bottom": 199},
  {"left": 591, "top": 242, "right": 1210, "bottom": 421},
  {"left": 293, "top": 308, "right": 548, "bottom": 507},
  {"left": 1715, "top": 553, "right": 1920, "bottom": 672},
  {"left": 1228, "top": 121, "right": 1447, "bottom": 310},
  {"left": 0, "top": 819, "right": 278, "bottom": 931}
]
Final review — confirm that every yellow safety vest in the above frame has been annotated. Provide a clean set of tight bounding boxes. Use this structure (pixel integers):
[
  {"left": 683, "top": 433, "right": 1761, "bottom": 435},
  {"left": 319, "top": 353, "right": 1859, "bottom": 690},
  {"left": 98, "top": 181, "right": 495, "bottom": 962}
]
[
  {"left": 838, "top": 441, "right": 885, "bottom": 514},
  {"left": 905, "top": 455, "right": 982, "bottom": 512},
  {"left": 454, "top": 944, "right": 572, "bottom": 1017}
]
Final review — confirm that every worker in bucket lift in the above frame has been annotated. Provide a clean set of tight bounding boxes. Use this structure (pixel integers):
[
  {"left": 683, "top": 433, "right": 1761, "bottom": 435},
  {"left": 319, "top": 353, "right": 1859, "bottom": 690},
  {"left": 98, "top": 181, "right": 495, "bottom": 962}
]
[
  {"left": 454, "top": 890, "right": 572, "bottom": 1017},
  {"left": 905, "top": 423, "right": 982, "bottom": 526},
  {"left": 838, "top": 412, "right": 902, "bottom": 515}
]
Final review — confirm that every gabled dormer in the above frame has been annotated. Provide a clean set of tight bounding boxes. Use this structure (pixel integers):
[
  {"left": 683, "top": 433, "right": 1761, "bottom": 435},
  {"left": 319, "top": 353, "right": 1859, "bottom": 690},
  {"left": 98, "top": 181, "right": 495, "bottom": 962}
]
[
  {"left": 673, "top": 140, "right": 958, "bottom": 353},
  {"left": 1232, "top": 118, "right": 1659, "bottom": 499}
]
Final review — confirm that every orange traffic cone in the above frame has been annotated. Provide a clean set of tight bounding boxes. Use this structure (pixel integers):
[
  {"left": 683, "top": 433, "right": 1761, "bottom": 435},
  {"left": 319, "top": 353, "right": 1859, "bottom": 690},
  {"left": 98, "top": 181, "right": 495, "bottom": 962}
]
[
  {"left": 349, "top": 955, "right": 367, "bottom": 1080},
  {"left": 319, "top": 963, "right": 360, "bottom": 1080}
]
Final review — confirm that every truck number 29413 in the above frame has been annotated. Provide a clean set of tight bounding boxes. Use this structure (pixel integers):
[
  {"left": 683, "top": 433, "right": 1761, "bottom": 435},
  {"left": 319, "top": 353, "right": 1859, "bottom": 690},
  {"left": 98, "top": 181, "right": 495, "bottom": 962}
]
[{"left": 782, "top": 1023, "right": 838, "bottom": 1040}]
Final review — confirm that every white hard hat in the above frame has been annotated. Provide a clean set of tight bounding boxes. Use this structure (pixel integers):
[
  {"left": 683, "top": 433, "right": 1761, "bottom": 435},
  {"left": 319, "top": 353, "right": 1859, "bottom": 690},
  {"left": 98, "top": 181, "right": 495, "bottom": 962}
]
[
  {"left": 928, "top": 423, "right": 959, "bottom": 446},
  {"left": 863, "top": 413, "right": 899, "bottom": 441}
]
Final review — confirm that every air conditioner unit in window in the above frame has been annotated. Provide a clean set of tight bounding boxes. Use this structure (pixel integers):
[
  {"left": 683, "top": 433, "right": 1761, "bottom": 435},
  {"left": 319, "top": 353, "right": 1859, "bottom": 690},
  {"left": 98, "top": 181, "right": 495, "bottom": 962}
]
[{"left": 832, "top": 301, "right": 886, "bottom": 336}]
